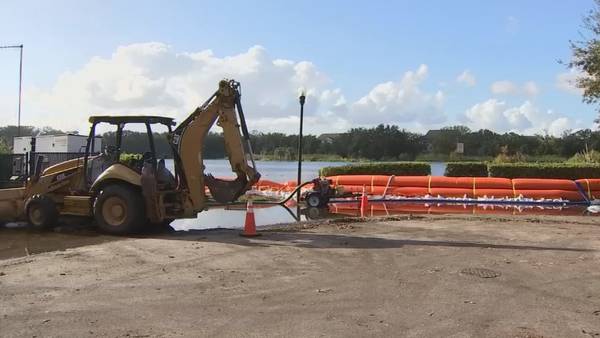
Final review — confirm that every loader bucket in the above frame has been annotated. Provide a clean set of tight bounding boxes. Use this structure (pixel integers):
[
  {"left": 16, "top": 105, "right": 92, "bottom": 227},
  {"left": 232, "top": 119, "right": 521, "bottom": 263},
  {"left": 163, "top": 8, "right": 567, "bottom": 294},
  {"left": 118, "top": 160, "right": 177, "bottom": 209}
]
[
  {"left": 204, "top": 174, "right": 248, "bottom": 204},
  {"left": 0, "top": 187, "right": 26, "bottom": 222}
]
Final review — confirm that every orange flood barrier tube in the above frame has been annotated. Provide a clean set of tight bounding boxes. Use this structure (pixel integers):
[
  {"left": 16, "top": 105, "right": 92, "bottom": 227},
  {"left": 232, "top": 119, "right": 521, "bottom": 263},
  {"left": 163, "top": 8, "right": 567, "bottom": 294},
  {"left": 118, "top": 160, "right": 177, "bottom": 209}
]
[
  {"left": 325, "top": 175, "right": 591, "bottom": 202},
  {"left": 252, "top": 175, "right": 595, "bottom": 203},
  {"left": 512, "top": 178, "right": 578, "bottom": 191},
  {"left": 575, "top": 179, "right": 600, "bottom": 199}
]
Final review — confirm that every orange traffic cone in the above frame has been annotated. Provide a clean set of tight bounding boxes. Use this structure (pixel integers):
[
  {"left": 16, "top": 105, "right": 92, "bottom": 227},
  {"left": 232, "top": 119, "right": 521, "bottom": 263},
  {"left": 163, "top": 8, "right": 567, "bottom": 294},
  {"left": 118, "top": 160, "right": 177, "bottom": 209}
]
[
  {"left": 241, "top": 199, "right": 261, "bottom": 237},
  {"left": 360, "top": 186, "right": 369, "bottom": 217}
]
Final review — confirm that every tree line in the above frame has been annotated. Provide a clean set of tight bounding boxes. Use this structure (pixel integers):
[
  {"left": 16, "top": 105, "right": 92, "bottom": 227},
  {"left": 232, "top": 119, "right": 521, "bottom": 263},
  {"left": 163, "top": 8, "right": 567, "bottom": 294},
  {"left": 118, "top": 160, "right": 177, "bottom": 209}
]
[{"left": 3, "top": 124, "right": 600, "bottom": 161}]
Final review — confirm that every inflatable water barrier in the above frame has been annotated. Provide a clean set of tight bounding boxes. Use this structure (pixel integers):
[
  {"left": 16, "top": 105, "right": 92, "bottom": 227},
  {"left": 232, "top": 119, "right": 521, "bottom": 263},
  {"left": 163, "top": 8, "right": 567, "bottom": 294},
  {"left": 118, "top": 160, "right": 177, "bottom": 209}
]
[{"left": 252, "top": 175, "right": 600, "bottom": 205}]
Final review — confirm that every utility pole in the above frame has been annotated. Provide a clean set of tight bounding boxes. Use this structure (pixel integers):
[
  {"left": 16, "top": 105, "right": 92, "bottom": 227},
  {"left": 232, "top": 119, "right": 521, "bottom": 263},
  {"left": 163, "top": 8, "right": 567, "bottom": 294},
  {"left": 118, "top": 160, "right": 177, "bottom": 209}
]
[
  {"left": 296, "top": 91, "right": 306, "bottom": 204},
  {"left": 0, "top": 44, "right": 24, "bottom": 136}
]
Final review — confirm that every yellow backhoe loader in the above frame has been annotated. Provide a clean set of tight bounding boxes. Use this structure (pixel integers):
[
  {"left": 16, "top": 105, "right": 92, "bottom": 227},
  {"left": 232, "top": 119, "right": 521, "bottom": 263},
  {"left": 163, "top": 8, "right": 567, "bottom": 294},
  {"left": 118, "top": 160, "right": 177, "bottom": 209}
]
[{"left": 0, "top": 79, "right": 260, "bottom": 234}]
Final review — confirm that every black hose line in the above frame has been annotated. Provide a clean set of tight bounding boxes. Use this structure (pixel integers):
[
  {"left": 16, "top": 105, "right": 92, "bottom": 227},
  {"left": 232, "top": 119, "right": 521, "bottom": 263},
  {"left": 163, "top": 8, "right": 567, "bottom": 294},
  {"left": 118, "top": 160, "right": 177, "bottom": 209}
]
[
  {"left": 206, "top": 181, "right": 315, "bottom": 207},
  {"left": 275, "top": 181, "right": 314, "bottom": 205}
]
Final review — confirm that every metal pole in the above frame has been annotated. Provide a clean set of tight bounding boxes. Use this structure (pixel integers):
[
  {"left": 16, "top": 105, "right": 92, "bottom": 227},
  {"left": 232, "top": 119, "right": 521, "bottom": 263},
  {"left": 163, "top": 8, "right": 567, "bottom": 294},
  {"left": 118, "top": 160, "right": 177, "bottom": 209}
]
[
  {"left": 296, "top": 92, "right": 306, "bottom": 203},
  {"left": 17, "top": 44, "right": 23, "bottom": 137}
]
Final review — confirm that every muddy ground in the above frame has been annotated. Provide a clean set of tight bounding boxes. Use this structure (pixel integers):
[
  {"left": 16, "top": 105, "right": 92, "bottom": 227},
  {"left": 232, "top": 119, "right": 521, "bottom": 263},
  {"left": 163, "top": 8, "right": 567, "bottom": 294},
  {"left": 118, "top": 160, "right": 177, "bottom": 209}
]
[{"left": 1, "top": 214, "right": 600, "bottom": 337}]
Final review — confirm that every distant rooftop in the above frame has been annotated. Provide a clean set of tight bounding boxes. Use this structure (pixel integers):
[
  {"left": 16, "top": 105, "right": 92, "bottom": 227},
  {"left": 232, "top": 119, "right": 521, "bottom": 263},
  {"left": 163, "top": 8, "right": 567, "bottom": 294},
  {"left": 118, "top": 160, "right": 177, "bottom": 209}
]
[
  {"left": 318, "top": 133, "right": 342, "bottom": 143},
  {"left": 89, "top": 115, "right": 175, "bottom": 126}
]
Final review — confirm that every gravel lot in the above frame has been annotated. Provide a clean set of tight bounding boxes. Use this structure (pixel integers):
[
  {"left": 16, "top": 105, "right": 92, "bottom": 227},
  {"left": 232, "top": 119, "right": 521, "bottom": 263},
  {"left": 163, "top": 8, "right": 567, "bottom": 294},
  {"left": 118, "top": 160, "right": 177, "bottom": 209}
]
[{"left": 1, "top": 214, "right": 600, "bottom": 337}]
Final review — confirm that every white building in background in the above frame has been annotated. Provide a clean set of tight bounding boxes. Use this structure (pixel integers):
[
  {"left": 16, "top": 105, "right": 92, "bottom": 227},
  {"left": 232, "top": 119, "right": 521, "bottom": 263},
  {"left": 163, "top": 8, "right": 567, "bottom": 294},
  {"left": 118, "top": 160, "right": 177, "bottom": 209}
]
[{"left": 12, "top": 134, "right": 102, "bottom": 154}]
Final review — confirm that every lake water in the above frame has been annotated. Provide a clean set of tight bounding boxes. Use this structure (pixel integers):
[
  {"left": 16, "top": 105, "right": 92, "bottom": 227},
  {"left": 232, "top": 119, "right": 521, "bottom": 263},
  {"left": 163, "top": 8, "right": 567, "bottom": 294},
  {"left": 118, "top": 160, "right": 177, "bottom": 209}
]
[
  {"left": 167, "top": 159, "right": 447, "bottom": 181},
  {"left": 169, "top": 160, "right": 447, "bottom": 230}
]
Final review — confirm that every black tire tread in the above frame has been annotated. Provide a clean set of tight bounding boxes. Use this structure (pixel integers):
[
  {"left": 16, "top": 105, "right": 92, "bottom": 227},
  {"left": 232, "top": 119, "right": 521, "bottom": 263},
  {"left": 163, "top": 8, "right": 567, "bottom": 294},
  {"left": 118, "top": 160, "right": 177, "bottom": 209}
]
[
  {"left": 26, "top": 194, "right": 59, "bottom": 229},
  {"left": 93, "top": 184, "right": 145, "bottom": 235}
]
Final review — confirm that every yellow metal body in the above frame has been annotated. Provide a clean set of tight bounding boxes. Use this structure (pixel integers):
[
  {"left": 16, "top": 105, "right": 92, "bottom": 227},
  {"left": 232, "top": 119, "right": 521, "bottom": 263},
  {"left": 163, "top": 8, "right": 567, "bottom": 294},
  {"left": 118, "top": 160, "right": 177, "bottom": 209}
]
[
  {"left": 0, "top": 187, "right": 26, "bottom": 221},
  {"left": 90, "top": 164, "right": 141, "bottom": 191},
  {"left": 62, "top": 196, "right": 92, "bottom": 216},
  {"left": 0, "top": 79, "right": 258, "bottom": 224},
  {"left": 177, "top": 80, "right": 258, "bottom": 213},
  {"left": 0, "top": 157, "right": 86, "bottom": 221}
]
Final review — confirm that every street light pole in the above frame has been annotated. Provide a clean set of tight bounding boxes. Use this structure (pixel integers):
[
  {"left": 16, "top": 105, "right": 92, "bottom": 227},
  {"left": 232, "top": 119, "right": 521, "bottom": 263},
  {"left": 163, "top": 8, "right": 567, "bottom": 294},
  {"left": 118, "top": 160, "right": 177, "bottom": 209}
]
[
  {"left": 0, "top": 44, "right": 24, "bottom": 137},
  {"left": 296, "top": 91, "right": 306, "bottom": 204},
  {"left": 17, "top": 45, "right": 23, "bottom": 137}
]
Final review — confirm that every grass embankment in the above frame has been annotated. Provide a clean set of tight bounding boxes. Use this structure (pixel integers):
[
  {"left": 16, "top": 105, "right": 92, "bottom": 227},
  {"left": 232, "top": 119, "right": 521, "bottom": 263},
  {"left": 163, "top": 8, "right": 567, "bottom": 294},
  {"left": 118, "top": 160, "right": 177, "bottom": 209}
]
[
  {"left": 414, "top": 153, "right": 493, "bottom": 162},
  {"left": 254, "top": 153, "right": 364, "bottom": 162},
  {"left": 415, "top": 153, "right": 568, "bottom": 163}
]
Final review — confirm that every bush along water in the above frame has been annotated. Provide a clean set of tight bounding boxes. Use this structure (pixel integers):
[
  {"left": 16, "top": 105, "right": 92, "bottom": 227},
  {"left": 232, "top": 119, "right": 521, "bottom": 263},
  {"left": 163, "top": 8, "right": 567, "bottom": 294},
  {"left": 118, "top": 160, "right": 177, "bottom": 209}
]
[
  {"left": 320, "top": 162, "right": 431, "bottom": 177},
  {"left": 444, "top": 162, "right": 488, "bottom": 177}
]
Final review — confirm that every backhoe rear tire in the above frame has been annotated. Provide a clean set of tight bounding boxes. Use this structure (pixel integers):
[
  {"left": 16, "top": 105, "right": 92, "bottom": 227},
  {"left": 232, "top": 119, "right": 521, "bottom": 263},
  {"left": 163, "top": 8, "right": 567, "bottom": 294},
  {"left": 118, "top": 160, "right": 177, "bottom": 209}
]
[
  {"left": 94, "top": 185, "right": 145, "bottom": 235},
  {"left": 26, "top": 195, "right": 59, "bottom": 229}
]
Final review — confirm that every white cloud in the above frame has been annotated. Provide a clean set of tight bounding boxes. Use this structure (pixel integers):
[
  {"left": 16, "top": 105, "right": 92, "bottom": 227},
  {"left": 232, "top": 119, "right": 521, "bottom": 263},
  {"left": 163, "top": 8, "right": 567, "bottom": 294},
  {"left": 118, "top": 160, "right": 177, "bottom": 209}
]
[
  {"left": 506, "top": 16, "right": 519, "bottom": 34},
  {"left": 556, "top": 70, "right": 583, "bottom": 95},
  {"left": 0, "top": 94, "right": 19, "bottom": 126},
  {"left": 26, "top": 43, "right": 339, "bottom": 134},
  {"left": 350, "top": 64, "right": 446, "bottom": 125},
  {"left": 490, "top": 80, "right": 539, "bottom": 97},
  {"left": 522, "top": 81, "right": 540, "bottom": 97},
  {"left": 462, "top": 99, "right": 577, "bottom": 136},
  {"left": 490, "top": 80, "right": 518, "bottom": 95},
  {"left": 456, "top": 70, "right": 476, "bottom": 86},
  {"left": 24, "top": 44, "right": 447, "bottom": 134}
]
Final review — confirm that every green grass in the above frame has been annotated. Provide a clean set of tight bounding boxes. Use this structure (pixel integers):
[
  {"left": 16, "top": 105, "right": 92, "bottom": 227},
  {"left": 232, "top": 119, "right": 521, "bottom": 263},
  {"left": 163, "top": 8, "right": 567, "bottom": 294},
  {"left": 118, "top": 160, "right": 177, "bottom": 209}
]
[
  {"left": 255, "top": 153, "right": 364, "bottom": 162},
  {"left": 415, "top": 153, "right": 493, "bottom": 162}
]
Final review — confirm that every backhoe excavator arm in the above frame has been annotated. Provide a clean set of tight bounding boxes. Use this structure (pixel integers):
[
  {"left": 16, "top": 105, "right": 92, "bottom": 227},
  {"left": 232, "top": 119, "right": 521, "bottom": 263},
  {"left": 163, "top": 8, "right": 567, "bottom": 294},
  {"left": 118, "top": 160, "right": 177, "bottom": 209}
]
[{"left": 170, "top": 79, "right": 260, "bottom": 209}]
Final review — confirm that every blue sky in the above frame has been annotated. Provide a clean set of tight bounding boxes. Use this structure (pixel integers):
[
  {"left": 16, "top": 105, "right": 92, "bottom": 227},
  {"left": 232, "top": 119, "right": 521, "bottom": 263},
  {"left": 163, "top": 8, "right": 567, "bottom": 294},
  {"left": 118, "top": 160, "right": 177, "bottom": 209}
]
[{"left": 0, "top": 0, "right": 596, "bottom": 135}]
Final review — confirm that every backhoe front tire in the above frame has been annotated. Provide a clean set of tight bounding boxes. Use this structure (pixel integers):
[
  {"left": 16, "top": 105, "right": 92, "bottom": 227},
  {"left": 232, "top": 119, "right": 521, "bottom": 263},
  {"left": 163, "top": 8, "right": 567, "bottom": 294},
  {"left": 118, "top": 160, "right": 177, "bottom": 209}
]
[
  {"left": 94, "top": 185, "right": 145, "bottom": 235},
  {"left": 26, "top": 195, "right": 59, "bottom": 229}
]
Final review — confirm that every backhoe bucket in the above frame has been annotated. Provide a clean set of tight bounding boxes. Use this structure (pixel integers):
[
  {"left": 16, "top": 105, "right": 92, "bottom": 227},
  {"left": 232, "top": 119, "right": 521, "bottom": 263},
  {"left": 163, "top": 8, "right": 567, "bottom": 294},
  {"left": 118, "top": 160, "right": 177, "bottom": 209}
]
[
  {"left": 205, "top": 174, "right": 248, "bottom": 204},
  {"left": 0, "top": 187, "right": 26, "bottom": 222}
]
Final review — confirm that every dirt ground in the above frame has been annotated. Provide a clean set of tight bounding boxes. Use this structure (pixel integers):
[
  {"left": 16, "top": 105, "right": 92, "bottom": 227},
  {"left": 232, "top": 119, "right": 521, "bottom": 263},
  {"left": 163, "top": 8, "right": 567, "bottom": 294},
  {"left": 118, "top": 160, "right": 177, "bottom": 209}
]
[{"left": 2, "top": 214, "right": 600, "bottom": 337}]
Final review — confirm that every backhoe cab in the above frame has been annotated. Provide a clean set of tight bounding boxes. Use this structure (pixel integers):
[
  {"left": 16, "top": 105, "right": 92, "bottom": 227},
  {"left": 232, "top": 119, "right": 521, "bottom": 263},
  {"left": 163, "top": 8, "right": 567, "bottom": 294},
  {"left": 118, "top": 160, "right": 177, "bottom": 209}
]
[{"left": 0, "top": 79, "right": 260, "bottom": 234}]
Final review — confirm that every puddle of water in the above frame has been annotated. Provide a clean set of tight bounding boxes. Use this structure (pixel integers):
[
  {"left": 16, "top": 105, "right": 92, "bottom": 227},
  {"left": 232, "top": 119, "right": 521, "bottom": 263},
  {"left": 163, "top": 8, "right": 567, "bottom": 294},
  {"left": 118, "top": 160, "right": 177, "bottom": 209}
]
[{"left": 171, "top": 205, "right": 304, "bottom": 231}]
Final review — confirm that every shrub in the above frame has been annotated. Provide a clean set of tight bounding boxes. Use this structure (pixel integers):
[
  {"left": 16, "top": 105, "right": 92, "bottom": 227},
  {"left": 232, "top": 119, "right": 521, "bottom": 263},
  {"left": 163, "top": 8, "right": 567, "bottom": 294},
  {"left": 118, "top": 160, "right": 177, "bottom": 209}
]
[
  {"left": 320, "top": 162, "right": 431, "bottom": 177},
  {"left": 493, "top": 151, "right": 527, "bottom": 163},
  {"left": 526, "top": 155, "right": 568, "bottom": 163},
  {"left": 444, "top": 162, "right": 488, "bottom": 177},
  {"left": 488, "top": 163, "right": 600, "bottom": 179},
  {"left": 568, "top": 148, "right": 600, "bottom": 163},
  {"left": 0, "top": 138, "right": 9, "bottom": 154},
  {"left": 119, "top": 153, "right": 142, "bottom": 167}
]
